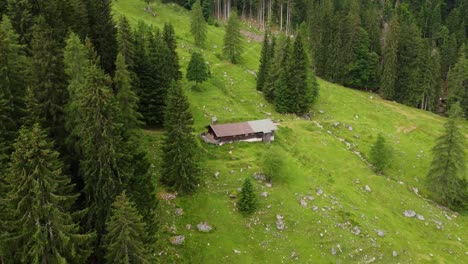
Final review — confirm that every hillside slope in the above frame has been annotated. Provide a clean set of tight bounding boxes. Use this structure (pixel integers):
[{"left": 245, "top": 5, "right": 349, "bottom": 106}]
[{"left": 114, "top": 1, "right": 468, "bottom": 263}]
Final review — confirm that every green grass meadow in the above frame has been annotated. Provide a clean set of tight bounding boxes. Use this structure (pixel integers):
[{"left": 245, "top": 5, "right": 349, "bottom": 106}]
[{"left": 114, "top": 1, "right": 468, "bottom": 263}]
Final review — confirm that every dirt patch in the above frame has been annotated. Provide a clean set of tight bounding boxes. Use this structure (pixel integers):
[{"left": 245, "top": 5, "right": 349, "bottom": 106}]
[
  {"left": 397, "top": 125, "right": 417, "bottom": 133},
  {"left": 241, "top": 30, "right": 263, "bottom": 42}
]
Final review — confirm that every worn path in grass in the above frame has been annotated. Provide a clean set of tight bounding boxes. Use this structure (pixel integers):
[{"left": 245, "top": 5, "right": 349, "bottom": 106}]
[{"left": 115, "top": 1, "right": 468, "bottom": 263}]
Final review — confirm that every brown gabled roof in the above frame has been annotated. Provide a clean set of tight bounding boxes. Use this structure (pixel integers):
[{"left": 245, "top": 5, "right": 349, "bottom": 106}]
[
  {"left": 209, "top": 119, "right": 277, "bottom": 138},
  {"left": 210, "top": 122, "right": 255, "bottom": 137}
]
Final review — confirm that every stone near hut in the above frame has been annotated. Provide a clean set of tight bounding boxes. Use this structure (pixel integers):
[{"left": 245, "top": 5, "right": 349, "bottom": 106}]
[
  {"left": 364, "top": 185, "right": 372, "bottom": 192},
  {"left": 403, "top": 210, "right": 416, "bottom": 218},
  {"left": 197, "top": 222, "right": 213, "bottom": 232},
  {"left": 169, "top": 235, "right": 185, "bottom": 245},
  {"left": 416, "top": 214, "right": 425, "bottom": 221},
  {"left": 392, "top": 251, "right": 398, "bottom": 257}
]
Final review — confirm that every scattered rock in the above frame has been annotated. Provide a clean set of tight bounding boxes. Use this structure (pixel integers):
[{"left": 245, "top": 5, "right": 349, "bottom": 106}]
[
  {"left": 319, "top": 110, "right": 325, "bottom": 114},
  {"left": 377, "top": 230, "right": 385, "bottom": 237},
  {"left": 333, "top": 122, "right": 341, "bottom": 128},
  {"left": 265, "top": 182, "right": 272, "bottom": 188},
  {"left": 196, "top": 222, "right": 213, "bottom": 232},
  {"left": 306, "top": 196, "right": 315, "bottom": 201},
  {"left": 392, "top": 251, "right": 398, "bottom": 257},
  {"left": 253, "top": 173, "right": 266, "bottom": 181},
  {"left": 316, "top": 188, "right": 323, "bottom": 196},
  {"left": 364, "top": 185, "right": 372, "bottom": 192},
  {"left": 312, "top": 205, "right": 319, "bottom": 211},
  {"left": 348, "top": 125, "right": 353, "bottom": 131},
  {"left": 214, "top": 171, "right": 220, "bottom": 179},
  {"left": 299, "top": 198, "right": 307, "bottom": 207},
  {"left": 331, "top": 247, "right": 337, "bottom": 255},
  {"left": 186, "top": 224, "right": 191, "bottom": 230},
  {"left": 169, "top": 235, "right": 185, "bottom": 245},
  {"left": 276, "top": 215, "right": 285, "bottom": 231},
  {"left": 266, "top": 204, "right": 272, "bottom": 209},
  {"left": 290, "top": 251, "right": 299, "bottom": 260},
  {"left": 175, "top": 208, "right": 184, "bottom": 216},
  {"left": 351, "top": 226, "right": 361, "bottom": 235},
  {"left": 261, "top": 192, "right": 269, "bottom": 197},
  {"left": 233, "top": 249, "right": 241, "bottom": 254},
  {"left": 416, "top": 214, "right": 425, "bottom": 221},
  {"left": 403, "top": 210, "right": 416, "bottom": 218},
  {"left": 230, "top": 170, "right": 235, "bottom": 174},
  {"left": 337, "top": 244, "right": 342, "bottom": 253},
  {"left": 354, "top": 179, "right": 361, "bottom": 184}
]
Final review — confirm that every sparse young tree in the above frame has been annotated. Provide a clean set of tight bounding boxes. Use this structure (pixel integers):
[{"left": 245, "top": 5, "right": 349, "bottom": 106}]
[
  {"left": 238, "top": 178, "right": 257, "bottom": 215},
  {"left": 186, "top": 51, "right": 210, "bottom": 90},
  {"left": 3, "top": 123, "right": 93, "bottom": 263},
  {"left": 369, "top": 133, "right": 392, "bottom": 174},
  {"left": 426, "top": 103, "right": 467, "bottom": 211},
  {"left": 263, "top": 145, "right": 287, "bottom": 182},
  {"left": 103, "top": 192, "right": 151, "bottom": 264},
  {"left": 223, "top": 12, "right": 243, "bottom": 64},
  {"left": 190, "top": 0, "right": 207, "bottom": 48},
  {"left": 161, "top": 82, "right": 199, "bottom": 193}
]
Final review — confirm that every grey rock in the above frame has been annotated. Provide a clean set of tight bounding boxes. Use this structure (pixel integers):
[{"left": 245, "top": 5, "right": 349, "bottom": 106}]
[
  {"left": 333, "top": 122, "right": 341, "bottom": 127},
  {"left": 351, "top": 226, "right": 361, "bottom": 235},
  {"left": 253, "top": 173, "right": 266, "bottom": 181},
  {"left": 186, "top": 224, "right": 191, "bottom": 230},
  {"left": 331, "top": 247, "right": 337, "bottom": 255},
  {"left": 175, "top": 208, "right": 184, "bottom": 216},
  {"left": 316, "top": 188, "right": 323, "bottom": 196},
  {"left": 261, "top": 192, "right": 269, "bottom": 197},
  {"left": 312, "top": 205, "right": 319, "bottom": 211},
  {"left": 214, "top": 171, "right": 220, "bottom": 179},
  {"left": 416, "top": 214, "right": 425, "bottom": 221},
  {"left": 233, "top": 249, "right": 241, "bottom": 254},
  {"left": 319, "top": 110, "right": 325, "bottom": 114},
  {"left": 299, "top": 199, "right": 307, "bottom": 207},
  {"left": 276, "top": 215, "right": 285, "bottom": 231},
  {"left": 266, "top": 204, "right": 272, "bottom": 209},
  {"left": 306, "top": 196, "right": 315, "bottom": 201},
  {"left": 403, "top": 210, "right": 416, "bottom": 217},
  {"left": 196, "top": 222, "right": 213, "bottom": 232},
  {"left": 377, "top": 230, "right": 385, "bottom": 237},
  {"left": 364, "top": 185, "right": 372, "bottom": 192},
  {"left": 265, "top": 182, "right": 272, "bottom": 188},
  {"left": 169, "top": 235, "right": 185, "bottom": 245},
  {"left": 392, "top": 251, "right": 398, "bottom": 257}
]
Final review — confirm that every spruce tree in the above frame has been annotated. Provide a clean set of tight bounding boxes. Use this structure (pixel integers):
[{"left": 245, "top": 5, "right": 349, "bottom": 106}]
[
  {"left": 447, "top": 45, "right": 468, "bottom": 118},
  {"left": 256, "top": 31, "right": 270, "bottom": 91},
  {"left": 186, "top": 51, "right": 210, "bottom": 90},
  {"left": 103, "top": 192, "right": 151, "bottom": 264},
  {"left": 426, "top": 103, "right": 467, "bottom": 211},
  {"left": 117, "top": 16, "right": 135, "bottom": 70},
  {"left": 161, "top": 82, "right": 199, "bottom": 194},
  {"left": 288, "top": 32, "right": 312, "bottom": 114},
  {"left": 86, "top": 0, "right": 118, "bottom": 75},
  {"left": 190, "top": 0, "right": 207, "bottom": 48},
  {"left": 274, "top": 38, "right": 294, "bottom": 113},
  {"left": 264, "top": 35, "right": 285, "bottom": 103},
  {"left": 369, "top": 133, "right": 392, "bottom": 174},
  {"left": 30, "top": 16, "right": 67, "bottom": 141},
  {"left": 238, "top": 178, "right": 257, "bottom": 215},
  {"left": 223, "top": 12, "right": 243, "bottom": 64},
  {"left": 380, "top": 16, "right": 399, "bottom": 100},
  {"left": 163, "top": 23, "right": 182, "bottom": 81},
  {"left": 3, "top": 123, "right": 93, "bottom": 263}
]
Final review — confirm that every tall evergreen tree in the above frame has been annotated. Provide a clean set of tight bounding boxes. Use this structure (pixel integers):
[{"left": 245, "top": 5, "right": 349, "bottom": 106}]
[
  {"left": 447, "top": 45, "right": 468, "bottom": 117},
  {"left": 103, "top": 192, "right": 151, "bottom": 264},
  {"left": 186, "top": 51, "right": 210, "bottom": 90},
  {"left": 117, "top": 16, "right": 135, "bottom": 71},
  {"left": 2, "top": 123, "right": 93, "bottom": 263},
  {"left": 161, "top": 82, "right": 199, "bottom": 194},
  {"left": 256, "top": 31, "right": 270, "bottom": 91},
  {"left": 30, "top": 17, "right": 67, "bottom": 141},
  {"left": 274, "top": 38, "right": 292, "bottom": 113},
  {"left": 190, "top": 0, "right": 207, "bottom": 48},
  {"left": 426, "top": 103, "right": 467, "bottom": 210},
  {"left": 163, "top": 23, "right": 182, "bottom": 81},
  {"left": 238, "top": 178, "right": 257, "bottom": 215},
  {"left": 86, "top": 0, "right": 118, "bottom": 75},
  {"left": 380, "top": 16, "right": 399, "bottom": 100},
  {"left": 264, "top": 35, "right": 285, "bottom": 103},
  {"left": 223, "top": 12, "right": 243, "bottom": 64}
]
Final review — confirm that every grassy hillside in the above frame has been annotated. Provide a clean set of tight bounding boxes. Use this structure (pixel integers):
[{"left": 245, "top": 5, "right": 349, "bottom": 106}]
[{"left": 114, "top": 1, "right": 468, "bottom": 263}]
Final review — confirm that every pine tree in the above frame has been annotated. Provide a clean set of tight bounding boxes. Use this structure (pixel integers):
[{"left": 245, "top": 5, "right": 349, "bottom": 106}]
[
  {"left": 369, "top": 133, "right": 392, "bottom": 174},
  {"left": 163, "top": 23, "right": 182, "bottom": 81},
  {"left": 223, "top": 12, "right": 243, "bottom": 64},
  {"left": 447, "top": 45, "right": 468, "bottom": 118},
  {"left": 161, "top": 82, "right": 199, "bottom": 194},
  {"left": 30, "top": 16, "right": 67, "bottom": 141},
  {"left": 264, "top": 35, "right": 285, "bottom": 103},
  {"left": 190, "top": 0, "right": 207, "bottom": 48},
  {"left": 426, "top": 103, "right": 467, "bottom": 211},
  {"left": 288, "top": 32, "right": 312, "bottom": 114},
  {"left": 201, "top": 0, "right": 212, "bottom": 22},
  {"left": 103, "top": 192, "right": 151, "bottom": 264},
  {"left": 117, "top": 16, "right": 135, "bottom": 70},
  {"left": 256, "top": 31, "right": 270, "bottom": 91},
  {"left": 186, "top": 51, "right": 210, "bottom": 90},
  {"left": 3, "top": 123, "right": 93, "bottom": 263},
  {"left": 238, "top": 178, "right": 257, "bottom": 215},
  {"left": 274, "top": 38, "right": 292, "bottom": 113},
  {"left": 76, "top": 64, "right": 126, "bottom": 245},
  {"left": 380, "top": 16, "right": 399, "bottom": 100},
  {"left": 86, "top": 0, "right": 118, "bottom": 75}
]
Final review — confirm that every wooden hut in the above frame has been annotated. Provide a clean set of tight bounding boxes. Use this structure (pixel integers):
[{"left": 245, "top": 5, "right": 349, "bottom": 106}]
[{"left": 205, "top": 119, "right": 277, "bottom": 144}]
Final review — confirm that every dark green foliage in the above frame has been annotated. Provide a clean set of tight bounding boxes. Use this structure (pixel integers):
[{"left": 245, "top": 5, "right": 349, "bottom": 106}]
[
  {"left": 264, "top": 35, "right": 284, "bottom": 103},
  {"left": 117, "top": 16, "right": 135, "bottom": 70},
  {"left": 186, "top": 51, "right": 209, "bottom": 89},
  {"left": 86, "top": 0, "right": 118, "bottom": 75},
  {"left": 2, "top": 123, "right": 93, "bottom": 263},
  {"left": 418, "top": 41, "right": 441, "bottom": 111},
  {"left": 380, "top": 17, "right": 399, "bottom": 100},
  {"left": 163, "top": 23, "right": 182, "bottom": 81},
  {"left": 263, "top": 146, "right": 287, "bottom": 183},
  {"left": 256, "top": 31, "right": 270, "bottom": 91},
  {"left": 426, "top": 103, "right": 467, "bottom": 211},
  {"left": 161, "top": 82, "right": 199, "bottom": 194},
  {"left": 223, "top": 12, "right": 243, "bottom": 64},
  {"left": 190, "top": 0, "right": 207, "bottom": 47},
  {"left": 201, "top": 0, "right": 212, "bottom": 22},
  {"left": 76, "top": 64, "right": 126, "bottom": 241},
  {"left": 238, "top": 178, "right": 257, "bottom": 215},
  {"left": 103, "top": 192, "right": 151, "bottom": 264},
  {"left": 30, "top": 17, "right": 67, "bottom": 141},
  {"left": 369, "top": 133, "right": 392, "bottom": 174},
  {"left": 448, "top": 46, "right": 468, "bottom": 118}
]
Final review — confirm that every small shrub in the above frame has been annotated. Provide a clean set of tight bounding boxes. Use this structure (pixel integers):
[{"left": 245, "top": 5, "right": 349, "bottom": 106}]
[
  {"left": 263, "top": 145, "right": 287, "bottom": 182},
  {"left": 238, "top": 178, "right": 257, "bottom": 215}
]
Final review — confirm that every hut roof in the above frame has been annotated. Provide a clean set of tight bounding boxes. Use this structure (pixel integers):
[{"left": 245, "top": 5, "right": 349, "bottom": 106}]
[{"left": 209, "top": 119, "right": 277, "bottom": 138}]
